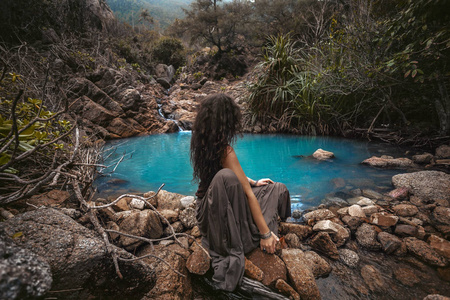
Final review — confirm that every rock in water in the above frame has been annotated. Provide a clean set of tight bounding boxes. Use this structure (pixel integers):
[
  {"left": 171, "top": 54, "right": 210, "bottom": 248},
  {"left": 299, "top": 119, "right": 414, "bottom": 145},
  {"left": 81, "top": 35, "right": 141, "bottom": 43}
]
[{"left": 312, "top": 149, "right": 335, "bottom": 160}]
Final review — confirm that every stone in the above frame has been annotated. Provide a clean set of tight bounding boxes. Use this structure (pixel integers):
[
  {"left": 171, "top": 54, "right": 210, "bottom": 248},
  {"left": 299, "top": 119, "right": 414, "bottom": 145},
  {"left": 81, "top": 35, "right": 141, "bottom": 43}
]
[
  {"left": 393, "top": 204, "right": 419, "bottom": 217},
  {"left": 404, "top": 237, "right": 447, "bottom": 267},
  {"left": 190, "top": 225, "right": 201, "bottom": 238},
  {"left": 247, "top": 248, "right": 287, "bottom": 286},
  {"left": 433, "top": 207, "right": 450, "bottom": 225},
  {"left": 309, "top": 232, "right": 339, "bottom": 260},
  {"left": 428, "top": 235, "right": 450, "bottom": 259},
  {"left": 362, "top": 205, "right": 379, "bottom": 215},
  {"left": 339, "top": 248, "right": 359, "bottom": 268},
  {"left": 377, "top": 232, "right": 402, "bottom": 254},
  {"left": 179, "top": 207, "right": 197, "bottom": 229},
  {"left": 361, "top": 156, "right": 417, "bottom": 168},
  {"left": 303, "top": 209, "right": 336, "bottom": 223},
  {"left": 412, "top": 153, "right": 434, "bottom": 164},
  {"left": 337, "top": 207, "right": 349, "bottom": 217},
  {"left": 164, "top": 221, "right": 184, "bottom": 236},
  {"left": 112, "top": 197, "right": 129, "bottom": 211},
  {"left": 118, "top": 210, "right": 163, "bottom": 250},
  {"left": 280, "top": 249, "right": 321, "bottom": 300},
  {"left": 304, "top": 251, "right": 332, "bottom": 278},
  {"left": 370, "top": 212, "right": 399, "bottom": 228},
  {"left": 393, "top": 266, "right": 420, "bottom": 287},
  {"left": 392, "top": 171, "right": 450, "bottom": 202},
  {"left": 107, "top": 117, "right": 141, "bottom": 137},
  {"left": 130, "top": 198, "right": 145, "bottom": 210},
  {"left": 244, "top": 258, "right": 264, "bottom": 282},
  {"left": 186, "top": 249, "right": 210, "bottom": 275},
  {"left": 423, "top": 295, "right": 450, "bottom": 300},
  {"left": 361, "top": 264, "right": 385, "bottom": 292},
  {"left": 395, "top": 224, "right": 418, "bottom": 237},
  {"left": 279, "top": 223, "right": 313, "bottom": 240},
  {"left": 347, "top": 196, "right": 369, "bottom": 205},
  {"left": 120, "top": 89, "right": 141, "bottom": 110},
  {"left": 331, "top": 178, "right": 346, "bottom": 188},
  {"left": 275, "top": 279, "right": 300, "bottom": 300},
  {"left": 156, "top": 77, "right": 170, "bottom": 89},
  {"left": 356, "top": 223, "right": 382, "bottom": 251},
  {"left": 27, "top": 190, "right": 70, "bottom": 207},
  {"left": 388, "top": 187, "right": 409, "bottom": 200},
  {"left": 180, "top": 196, "right": 195, "bottom": 209},
  {"left": 284, "top": 233, "right": 301, "bottom": 248},
  {"left": 437, "top": 266, "right": 450, "bottom": 282},
  {"left": 156, "top": 190, "right": 184, "bottom": 210},
  {"left": 313, "top": 220, "right": 349, "bottom": 247},
  {"left": 342, "top": 215, "right": 362, "bottom": 231},
  {"left": 159, "top": 210, "right": 179, "bottom": 223},
  {"left": 321, "top": 196, "right": 348, "bottom": 207},
  {"left": 357, "top": 197, "right": 375, "bottom": 206},
  {"left": 436, "top": 145, "right": 450, "bottom": 158},
  {"left": 348, "top": 204, "right": 366, "bottom": 218},
  {"left": 0, "top": 209, "right": 156, "bottom": 299},
  {"left": 0, "top": 235, "right": 52, "bottom": 299},
  {"left": 312, "top": 148, "right": 334, "bottom": 160},
  {"left": 362, "top": 189, "right": 384, "bottom": 200},
  {"left": 81, "top": 97, "right": 118, "bottom": 126}
]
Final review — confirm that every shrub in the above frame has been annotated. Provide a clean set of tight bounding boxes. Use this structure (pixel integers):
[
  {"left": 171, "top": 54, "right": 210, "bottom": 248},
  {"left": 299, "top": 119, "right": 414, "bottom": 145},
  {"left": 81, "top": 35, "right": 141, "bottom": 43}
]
[{"left": 151, "top": 37, "right": 186, "bottom": 69}]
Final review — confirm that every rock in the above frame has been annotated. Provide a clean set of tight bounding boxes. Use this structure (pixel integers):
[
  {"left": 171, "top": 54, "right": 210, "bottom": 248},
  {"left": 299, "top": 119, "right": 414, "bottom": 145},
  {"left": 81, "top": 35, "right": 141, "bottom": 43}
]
[
  {"left": 107, "top": 117, "right": 141, "bottom": 137},
  {"left": 322, "top": 196, "right": 348, "bottom": 208},
  {"left": 130, "top": 198, "right": 145, "bottom": 210},
  {"left": 156, "top": 77, "right": 171, "bottom": 89},
  {"left": 433, "top": 207, "right": 450, "bottom": 225},
  {"left": 303, "top": 209, "right": 335, "bottom": 223},
  {"left": 428, "top": 235, "right": 450, "bottom": 259},
  {"left": 304, "top": 251, "right": 332, "bottom": 278},
  {"left": 413, "top": 153, "right": 434, "bottom": 164},
  {"left": 361, "top": 264, "right": 385, "bottom": 292},
  {"left": 330, "top": 178, "right": 346, "bottom": 189},
  {"left": 27, "top": 190, "right": 70, "bottom": 207},
  {"left": 342, "top": 215, "right": 362, "bottom": 231},
  {"left": 437, "top": 266, "right": 450, "bottom": 282},
  {"left": 392, "top": 171, "right": 450, "bottom": 202},
  {"left": 370, "top": 212, "right": 399, "bottom": 228},
  {"left": 393, "top": 204, "right": 419, "bottom": 217},
  {"left": 404, "top": 237, "right": 447, "bottom": 267},
  {"left": 337, "top": 207, "right": 349, "bottom": 217},
  {"left": 291, "top": 209, "right": 302, "bottom": 219},
  {"left": 361, "top": 156, "right": 417, "bottom": 168},
  {"left": 393, "top": 266, "right": 420, "bottom": 287},
  {"left": 0, "top": 235, "right": 52, "bottom": 299},
  {"left": 377, "top": 232, "right": 402, "bottom": 254},
  {"left": 156, "top": 190, "right": 184, "bottom": 210},
  {"left": 313, "top": 220, "right": 349, "bottom": 247},
  {"left": 180, "top": 196, "right": 195, "bottom": 209},
  {"left": 362, "top": 189, "right": 384, "bottom": 200},
  {"left": 395, "top": 224, "right": 418, "bottom": 237},
  {"left": 279, "top": 223, "right": 313, "bottom": 240},
  {"left": 247, "top": 248, "right": 287, "bottom": 286},
  {"left": 179, "top": 207, "right": 197, "bottom": 229},
  {"left": 164, "top": 221, "right": 184, "bottom": 236},
  {"left": 284, "top": 233, "right": 301, "bottom": 248},
  {"left": 275, "top": 279, "right": 300, "bottom": 300},
  {"left": 423, "top": 295, "right": 450, "bottom": 300},
  {"left": 244, "top": 258, "right": 264, "bottom": 282},
  {"left": 348, "top": 204, "right": 366, "bottom": 218},
  {"left": 388, "top": 187, "right": 410, "bottom": 200},
  {"left": 81, "top": 97, "right": 118, "bottom": 126},
  {"left": 347, "top": 196, "right": 368, "bottom": 205},
  {"left": 309, "top": 232, "right": 339, "bottom": 260},
  {"left": 186, "top": 249, "right": 210, "bottom": 275},
  {"left": 120, "top": 89, "right": 141, "bottom": 110},
  {"left": 159, "top": 210, "right": 179, "bottom": 223},
  {"left": 312, "top": 149, "right": 335, "bottom": 160},
  {"left": 0, "top": 208, "right": 14, "bottom": 220},
  {"left": 112, "top": 197, "right": 130, "bottom": 211},
  {"left": 280, "top": 249, "right": 321, "bottom": 300},
  {"left": 118, "top": 210, "right": 163, "bottom": 250},
  {"left": 155, "top": 64, "right": 175, "bottom": 83},
  {"left": 362, "top": 205, "right": 379, "bottom": 215},
  {"left": 0, "top": 209, "right": 155, "bottom": 299},
  {"left": 356, "top": 223, "right": 382, "bottom": 251},
  {"left": 339, "top": 248, "right": 359, "bottom": 268},
  {"left": 357, "top": 197, "right": 375, "bottom": 206},
  {"left": 190, "top": 225, "right": 201, "bottom": 238},
  {"left": 436, "top": 145, "right": 450, "bottom": 158}
]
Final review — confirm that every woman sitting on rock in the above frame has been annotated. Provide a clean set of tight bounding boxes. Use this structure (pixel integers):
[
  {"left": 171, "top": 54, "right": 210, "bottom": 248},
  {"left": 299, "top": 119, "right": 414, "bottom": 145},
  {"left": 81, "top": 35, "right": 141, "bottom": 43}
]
[{"left": 190, "top": 93, "right": 291, "bottom": 291}]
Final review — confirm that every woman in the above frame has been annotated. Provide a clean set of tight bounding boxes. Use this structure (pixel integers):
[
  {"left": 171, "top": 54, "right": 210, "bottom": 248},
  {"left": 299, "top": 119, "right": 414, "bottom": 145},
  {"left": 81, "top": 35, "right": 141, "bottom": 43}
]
[{"left": 190, "top": 93, "right": 291, "bottom": 291}]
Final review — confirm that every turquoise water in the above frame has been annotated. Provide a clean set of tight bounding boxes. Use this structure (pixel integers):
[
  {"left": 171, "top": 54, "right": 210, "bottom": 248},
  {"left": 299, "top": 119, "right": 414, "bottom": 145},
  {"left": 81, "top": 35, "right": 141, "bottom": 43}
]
[{"left": 95, "top": 132, "right": 404, "bottom": 209}]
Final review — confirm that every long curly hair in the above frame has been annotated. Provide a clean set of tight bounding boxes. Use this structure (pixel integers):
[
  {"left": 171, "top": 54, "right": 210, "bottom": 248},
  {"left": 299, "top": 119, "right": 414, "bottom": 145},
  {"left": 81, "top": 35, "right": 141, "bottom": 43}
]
[{"left": 190, "top": 93, "right": 242, "bottom": 189}]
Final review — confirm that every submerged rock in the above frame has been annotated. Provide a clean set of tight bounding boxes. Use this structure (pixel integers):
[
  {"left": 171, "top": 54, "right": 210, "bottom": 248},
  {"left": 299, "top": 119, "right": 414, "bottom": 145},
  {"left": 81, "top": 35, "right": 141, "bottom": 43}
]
[{"left": 362, "top": 156, "right": 417, "bottom": 169}]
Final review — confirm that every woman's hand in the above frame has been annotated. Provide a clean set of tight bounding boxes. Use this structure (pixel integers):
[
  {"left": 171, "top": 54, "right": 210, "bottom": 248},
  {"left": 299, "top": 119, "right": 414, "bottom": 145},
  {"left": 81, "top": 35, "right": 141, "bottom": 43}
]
[
  {"left": 255, "top": 178, "right": 274, "bottom": 186},
  {"left": 260, "top": 232, "right": 279, "bottom": 254}
]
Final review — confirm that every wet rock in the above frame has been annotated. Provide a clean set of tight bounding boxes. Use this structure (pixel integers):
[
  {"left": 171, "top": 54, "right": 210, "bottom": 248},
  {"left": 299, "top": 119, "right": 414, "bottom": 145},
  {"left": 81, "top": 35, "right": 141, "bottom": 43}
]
[
  {"left": 388, "top": 187, "right": 409, "bottom": 200},
  {"left": 118, "top": 210, "right": 163, "bottom": 250},
  {"left": 159, "top": 209, "right": 179, "bottom": 223},
  {"left": 404, "top": 237, "right": 448, "bottom": 267},
  {"left": 280, "top": 249, "right": 321, "bottom": 300},
  {"left": 395, "top": 224, "right": 418, "bottom": 237},
  {"left": 362, "top": 189, "right": 384, "bottom": 200},
  {"left": 361, "top": 264, "right": 385, "bottom": 292},
  {"left": 392, "top": 171, "right": 450, "bottom": 202},
  {"left": 356, "top": 223, "right": 382, "bottom": 251},
  {"left": 186, "top": 248, "right": 210, "bottom": 275},
  {"left": 303, "top": 209, "right": 335, "bottom": 223},
  {"left": 393, "top": 204, "right": 419, "bottom": 217},
  {"left": 304, "top": 251, "right": 332, "bottom": 278},
  {"left": 362, "top": 156, "right": 417, "bottom": 169},
  {"left": 339, "top": 248, "right": 359, "bottom": 268},
  {"left": 279, "top": 223, "right": 313, "bottom": 240},
  {"left": 321, "top": 196, "right": 348, "bottom": 207},
  {"left": 370, "top": 212, "right": 399, "bottom": 228},
  {"left": 342, "top": 215, "right": 362, "bottom": 231},
  {"left": 156, "top": 190, "right": 184, "bottom": 210},
  {"left": 377, "top": 232, "right": 402, "bottom": 254},
  {"left": 436, "top": 145, "right": 450, "bottom": 158},
  {"left": 179, "top": 207, "right": 197, "bottom": 229},
  {"left": 330, "top": 178, "right": 346, "bottom": 189},
  {"left": 312, "top": 149, "right": 335, "bottom": 160},
  {"left": 428, "top": 235, "right": 450, "bottom": 259},
  {"left": 180, "top": 196, "right": 195, "bottom": 209},
  {"left": 432, "top": 207, "right": 450, "bottom": 225},
  {"left": 412, "top": 153, "right": 434, "bottom": 164},
  {"left": 362, "top": 205, "right": 379, "bottom": 215},
  {"left": 309, "top": 232, "right": 339, "bottom": 260},
  {"left": 0, "top": 235, "right": 52, "bottom": 299},
  {"left": 244, "top": 258, "right": 263, "bottom": 282},
  {"left": 393, "top": 266, "right": 420, "bottom": 287},
  {"left": 348, "top": 204, "right": 366, "bottom": 218},
  {"left": 284, "top": 233, "right": 301, "bottom": 248},
  {"left": 275, "top": 279, "right": 300, "bottom": 300},
  {"left": 247, "top": 248, "right": 287, "bottom": 286}
]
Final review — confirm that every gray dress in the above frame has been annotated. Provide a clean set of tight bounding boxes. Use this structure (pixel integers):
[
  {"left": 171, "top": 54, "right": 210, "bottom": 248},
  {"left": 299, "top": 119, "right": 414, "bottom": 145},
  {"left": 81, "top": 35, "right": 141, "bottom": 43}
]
[{"left": 196, "top": 168, "right": 291, "bottom": 291}]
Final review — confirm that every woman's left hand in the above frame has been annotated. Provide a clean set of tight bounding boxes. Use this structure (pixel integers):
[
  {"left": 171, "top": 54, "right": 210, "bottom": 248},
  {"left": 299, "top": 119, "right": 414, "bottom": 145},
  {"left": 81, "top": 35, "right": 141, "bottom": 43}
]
[{"left": 256, "top": 178, "right": 274, "bottom": 186}]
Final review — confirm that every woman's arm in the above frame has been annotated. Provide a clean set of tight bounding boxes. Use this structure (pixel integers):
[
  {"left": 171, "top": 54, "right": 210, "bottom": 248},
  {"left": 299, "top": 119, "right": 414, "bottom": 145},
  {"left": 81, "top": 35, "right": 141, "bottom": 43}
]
[{"left": 223, "top": 146, "right": 277, "bottom": 253}]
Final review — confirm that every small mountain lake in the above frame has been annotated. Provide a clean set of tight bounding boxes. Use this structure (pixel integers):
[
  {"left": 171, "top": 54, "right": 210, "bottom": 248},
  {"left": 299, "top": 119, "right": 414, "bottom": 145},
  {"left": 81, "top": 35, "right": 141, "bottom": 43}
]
[{"left": 95, "top": 132, "right": 407, "bottom": 209}]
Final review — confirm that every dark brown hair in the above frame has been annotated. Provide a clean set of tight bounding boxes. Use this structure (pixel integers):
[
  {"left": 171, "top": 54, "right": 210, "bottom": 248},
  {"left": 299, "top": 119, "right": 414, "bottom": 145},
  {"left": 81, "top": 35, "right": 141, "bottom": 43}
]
[{"left": 190, "top": 93, "right": 242, "bottom": 188}]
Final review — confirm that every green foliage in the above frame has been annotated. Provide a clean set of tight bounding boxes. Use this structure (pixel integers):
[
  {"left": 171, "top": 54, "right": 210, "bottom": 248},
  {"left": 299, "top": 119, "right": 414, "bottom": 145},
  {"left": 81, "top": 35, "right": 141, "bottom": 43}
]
[{"left": 151, "top": 37, "right": 186, "bottom": 69}]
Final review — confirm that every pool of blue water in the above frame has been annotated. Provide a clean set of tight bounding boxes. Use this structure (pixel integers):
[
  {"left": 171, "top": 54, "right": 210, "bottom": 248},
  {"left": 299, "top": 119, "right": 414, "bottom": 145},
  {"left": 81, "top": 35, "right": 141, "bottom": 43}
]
[{"left": 95, "top": 132, "right": 405, "bottom": 209}]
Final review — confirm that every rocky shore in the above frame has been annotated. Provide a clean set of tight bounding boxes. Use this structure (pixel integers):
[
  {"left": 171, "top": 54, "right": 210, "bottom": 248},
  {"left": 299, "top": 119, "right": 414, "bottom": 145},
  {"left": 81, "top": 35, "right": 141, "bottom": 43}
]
[{"left": 1, "top": 147, "right": 450, "bottom": 299}]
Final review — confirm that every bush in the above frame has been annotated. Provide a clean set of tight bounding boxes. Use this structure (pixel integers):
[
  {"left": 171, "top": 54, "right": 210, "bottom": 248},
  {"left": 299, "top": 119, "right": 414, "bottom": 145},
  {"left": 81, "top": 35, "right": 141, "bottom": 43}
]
[{"left": 151, "top": 37, "right": 186, "bottom": 69}]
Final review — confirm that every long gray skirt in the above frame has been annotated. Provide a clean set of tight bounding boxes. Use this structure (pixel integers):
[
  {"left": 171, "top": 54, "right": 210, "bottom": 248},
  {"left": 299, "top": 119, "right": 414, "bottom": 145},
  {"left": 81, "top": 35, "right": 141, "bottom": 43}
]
[{"left": 196, "top": 168, "right": 291, "bottom": 291}]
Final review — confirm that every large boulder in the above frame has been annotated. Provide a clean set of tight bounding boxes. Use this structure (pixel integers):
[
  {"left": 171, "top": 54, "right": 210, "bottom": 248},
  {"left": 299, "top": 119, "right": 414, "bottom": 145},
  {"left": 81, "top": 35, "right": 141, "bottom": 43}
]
[
  {"left": 362, "top": 156, "right": 417, "bottom": 169},
  {"left": 117, "top": 210, "right": 163, "bottom": 250},
  {"left": 392, "top": 171, "right": 450, "bottom": 202},
  {"left": 0, "top": 209, "right": 156, "bottom": 299}
]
